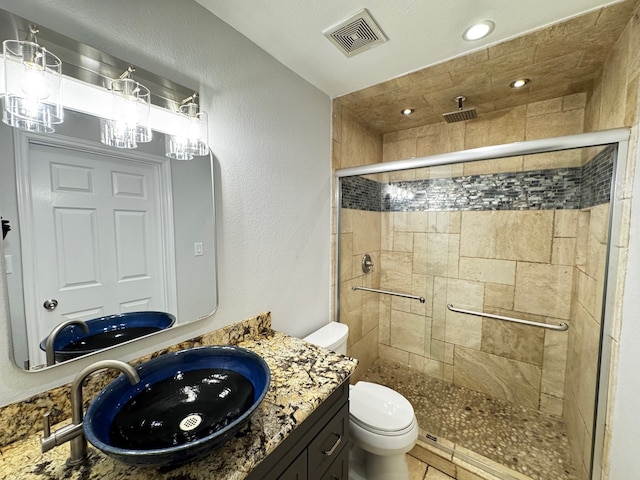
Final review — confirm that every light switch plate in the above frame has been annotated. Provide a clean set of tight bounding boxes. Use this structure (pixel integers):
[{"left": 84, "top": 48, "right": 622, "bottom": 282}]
[{"left": 4, "top": 254, "right": 12, "bottom": 274}]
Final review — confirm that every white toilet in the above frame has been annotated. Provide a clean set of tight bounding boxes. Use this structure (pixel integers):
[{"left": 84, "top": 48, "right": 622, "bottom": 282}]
[{"left": 303, "top": 322, "right": 419, "bottom": 480}]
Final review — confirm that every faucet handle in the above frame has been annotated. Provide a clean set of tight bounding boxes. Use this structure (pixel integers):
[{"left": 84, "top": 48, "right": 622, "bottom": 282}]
[
  {"left": 41, "top": 411, "right": 56, "bottom": 453},
  {"left": 43, "top": 411, "right": 51, "bottom": 437}
]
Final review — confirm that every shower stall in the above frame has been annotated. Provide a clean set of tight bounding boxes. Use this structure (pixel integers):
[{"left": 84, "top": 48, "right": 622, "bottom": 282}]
[{"left": 335, "top": 129, "right": 629, "bottom": 480}]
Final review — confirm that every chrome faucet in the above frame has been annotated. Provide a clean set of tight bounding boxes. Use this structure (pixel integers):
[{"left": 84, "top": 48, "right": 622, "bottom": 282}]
[
  {"left": 41, "top": 359, "right": 140, "bottom": 465},
  {"left": 44, "top": 319, "right": 90, "bottom": 366}
]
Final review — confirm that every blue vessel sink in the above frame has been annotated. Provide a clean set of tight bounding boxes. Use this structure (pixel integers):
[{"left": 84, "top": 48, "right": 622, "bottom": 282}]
[
  {"left": 84, "top": 346, "right": 271, "bottom": 467},
  {"left": 40, "top": 311, "right": 176, "bottom": 362}
]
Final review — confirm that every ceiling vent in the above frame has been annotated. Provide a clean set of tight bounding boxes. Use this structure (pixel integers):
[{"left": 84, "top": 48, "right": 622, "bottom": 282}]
[{"left": 323, "top": 9, "right": 388, "bottom": 57}]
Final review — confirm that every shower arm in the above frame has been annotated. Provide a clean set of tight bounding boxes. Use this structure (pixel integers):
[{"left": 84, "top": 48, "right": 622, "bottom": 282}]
[
  {"left": 446, "top": 304, "right": 568, "bottom": 331},
  {"left": 352, "top": 286, "right": 426, "bottom": 304}
]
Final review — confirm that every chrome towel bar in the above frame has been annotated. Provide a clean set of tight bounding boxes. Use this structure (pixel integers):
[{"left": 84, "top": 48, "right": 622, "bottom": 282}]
[
  {"left": 446, "top": 304, "right": 568, "bottom": 331},
  {"left": 352, "top": 286, "right": 426, "bottom": 304}
]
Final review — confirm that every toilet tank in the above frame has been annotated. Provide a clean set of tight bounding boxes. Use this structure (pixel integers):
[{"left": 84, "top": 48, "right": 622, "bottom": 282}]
[{"left": 303, "top": 322, "right": 348, "bottom": 355}]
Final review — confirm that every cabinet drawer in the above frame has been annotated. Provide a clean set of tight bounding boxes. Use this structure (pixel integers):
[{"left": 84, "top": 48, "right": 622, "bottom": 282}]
[
  {"left": 320, "top": 442, "right": 348, "bottom": 480},
  {"left": 308, "top": 402, "right": 349, "bottom": 480}
]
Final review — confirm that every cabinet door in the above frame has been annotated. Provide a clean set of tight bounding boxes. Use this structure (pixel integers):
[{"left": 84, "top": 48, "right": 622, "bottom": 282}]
[
  {"left": 320, "top": 443, "right": 349, "bottom": 480},
  {"left": 308, "top": 403, "right": 349, "bottom": 480},
  {"left": 278, "top": 450, "right": 307, "bottom": 480}
]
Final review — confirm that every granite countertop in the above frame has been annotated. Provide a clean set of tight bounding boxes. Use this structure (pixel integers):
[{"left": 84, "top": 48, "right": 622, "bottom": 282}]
[{"left": 0, "top": 320, "right": 358, "bottom": 479}]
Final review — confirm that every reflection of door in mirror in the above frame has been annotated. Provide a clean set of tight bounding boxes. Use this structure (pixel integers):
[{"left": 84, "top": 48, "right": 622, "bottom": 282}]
[{"left": 17, "top": 136, "right": 177, "bottom": 368}]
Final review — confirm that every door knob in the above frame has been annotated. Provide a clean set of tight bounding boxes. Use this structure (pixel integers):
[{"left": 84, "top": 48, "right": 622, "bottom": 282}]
[{"left": 43, "top": 299, "right": 58, "bottom": 311}]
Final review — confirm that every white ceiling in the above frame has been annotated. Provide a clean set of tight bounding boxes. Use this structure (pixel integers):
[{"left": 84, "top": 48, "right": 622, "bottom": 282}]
[{"left": 196, "top": 0, "right": 624, "bottom": 98}]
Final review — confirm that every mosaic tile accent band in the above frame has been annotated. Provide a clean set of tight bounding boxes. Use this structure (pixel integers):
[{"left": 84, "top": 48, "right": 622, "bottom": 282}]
[
  {"left": 341, "top": 145, "right": 615, "bottom": 212},
  {"left": 581, "top": 145, "right": 616, "bottom": 209},
  {"left": 341, "top": 176, "right": 385, "bottom": 211}
]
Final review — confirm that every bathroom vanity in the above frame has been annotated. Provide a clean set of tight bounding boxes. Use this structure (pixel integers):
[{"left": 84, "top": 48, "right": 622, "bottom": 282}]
[
  {"left": 0, "top": 314, "right": 357, "bottom": 479},
  {"left": 247, "top": 380, "right": 350, "bottom": 480}
]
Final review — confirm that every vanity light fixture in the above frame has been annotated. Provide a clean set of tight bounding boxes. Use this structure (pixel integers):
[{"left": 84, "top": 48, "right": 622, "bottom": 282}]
[
  {"left": 510, "top": 78, "right": 530, "bottom": 89},
  {"left": 2, "top": 25, "right": 63, "bottom": 133},
  {"left": 401, "top": 108, "right": 415, "bottom": 116},
  {"left": 462, "top": 21, "right": 495, "bottom": 41},
  {"left": 165, "top": 94, "right": 209, "bottom": 160},
  {"left": 100, "top": 67, "right": 152, "bottom": 149}
]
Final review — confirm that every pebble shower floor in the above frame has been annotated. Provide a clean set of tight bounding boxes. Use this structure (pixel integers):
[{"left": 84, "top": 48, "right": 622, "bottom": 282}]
[{"left": 362, "top": 359, "right": 578, "bottom": 480}]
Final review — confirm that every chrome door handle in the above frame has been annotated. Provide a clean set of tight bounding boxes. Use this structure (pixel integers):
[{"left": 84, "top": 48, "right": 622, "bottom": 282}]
[{"left": 322, "top": 432, "right": 342, "bottom": 456}]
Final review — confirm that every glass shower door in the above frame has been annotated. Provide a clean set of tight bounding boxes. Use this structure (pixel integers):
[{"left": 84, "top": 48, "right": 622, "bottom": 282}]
[{"left": 339, "top": 143, "right": 617, "bottom": 480}]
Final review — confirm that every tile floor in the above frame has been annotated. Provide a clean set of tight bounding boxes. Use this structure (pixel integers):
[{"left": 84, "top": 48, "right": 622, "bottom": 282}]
[
  {"left": 408, "top": 455, "right": 453, "bottom": 480},
  {"left": 363, "top": 359, "right": 578, "bottom": 480}
]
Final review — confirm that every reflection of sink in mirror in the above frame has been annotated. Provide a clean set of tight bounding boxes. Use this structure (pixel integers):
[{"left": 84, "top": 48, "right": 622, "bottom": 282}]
[
  {"left": 84, "top": 346, "right": 271, "bottom": 467},
  {"left": 39, "top": 312, "right": 176, "bottom": 364}
]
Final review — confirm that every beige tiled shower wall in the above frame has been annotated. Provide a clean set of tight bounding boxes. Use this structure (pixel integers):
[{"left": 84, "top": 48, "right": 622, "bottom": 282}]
[
  {"left": 564, "top": 204, "right": 610, "bottom": 480},
  {"left": 377, "top": 206, "right": 582, "bottom": 414},
  {"left": 382, "top": 92, "right": 587, "bottom": 166},
  {"left": 376, "top": 94, "right": 589, "bottom": 412},
  {"left": 332, "top": 106, "right": 383, "bottom": 381},
  {"left": 583, "top": 3, "right": 640, "bottom": 480}
]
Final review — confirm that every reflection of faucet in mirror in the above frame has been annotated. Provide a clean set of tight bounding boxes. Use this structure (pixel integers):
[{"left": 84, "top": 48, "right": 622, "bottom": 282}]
[
  {"left": 44, "top": 319, "right": 89, "bottom": 367},
  {"left": 41, "top": 359, "right": 140, "bottom": 465}
]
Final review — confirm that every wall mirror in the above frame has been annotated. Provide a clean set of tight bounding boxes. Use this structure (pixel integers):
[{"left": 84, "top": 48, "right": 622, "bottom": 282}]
[{"left": 0, "top": 9, "right": 217, "bottom": 371}]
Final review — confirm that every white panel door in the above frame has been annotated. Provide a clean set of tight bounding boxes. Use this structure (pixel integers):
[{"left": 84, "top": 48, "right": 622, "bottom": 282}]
[{"left": 22, "top": 141, "right": 173, "bottom": 366}]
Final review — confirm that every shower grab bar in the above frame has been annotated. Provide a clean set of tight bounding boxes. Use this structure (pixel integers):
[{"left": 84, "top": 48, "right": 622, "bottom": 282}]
[
  {"left": 352, "top": 286, "right": 426, "bottom": 304},
  {"left": 446, "top": 304, "right": 568, "bottom": 331}
]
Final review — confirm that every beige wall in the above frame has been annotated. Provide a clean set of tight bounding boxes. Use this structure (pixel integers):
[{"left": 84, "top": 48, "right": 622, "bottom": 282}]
[
  {"left": 582, "top": 3, "right": 640, "bottom": 480},
  {"left": 564, "top": 204, "right": 610, "bottom": 480},
  {"left": 377, "top": 205, "right": 581, "bottom": 413},
  {"left": 382, "top": 93, "right": 586, "bottom": 164},
  {"left": 380, "top": 92, "right": 615, "bottom": 480},
  {"left": 332, "top": 106, "right": 383, "bottom": 381},
  {"left": 378, "top": 95, "right": 588, "bottom": 402}
]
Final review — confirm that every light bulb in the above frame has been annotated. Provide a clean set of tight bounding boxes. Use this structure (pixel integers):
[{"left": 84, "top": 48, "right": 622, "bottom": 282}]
[
  {"left": 463, "top": 21, "right": 495, "bottom": 41},
  {"left": 19, "top": 64, "right": 49, "bottom": 99}
]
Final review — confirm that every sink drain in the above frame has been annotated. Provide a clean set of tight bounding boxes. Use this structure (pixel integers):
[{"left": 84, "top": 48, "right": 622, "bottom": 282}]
[{"left": 179, "top": 414, "right": 203, "bottom": 432}]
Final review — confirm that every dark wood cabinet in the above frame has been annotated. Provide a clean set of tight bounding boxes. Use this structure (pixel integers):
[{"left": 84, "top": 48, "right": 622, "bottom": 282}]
[
  {"left": 319, "top": 445, "right": 348, "bottom": 480},
  {"left": 277, "top": 451, "right": 307, "bottom": 480},
  {"left": 246, "top": 380, "right": 350, "bottom": 480},
  {"left": 308, "top": 402, "right": 348, "bottom": 480}
]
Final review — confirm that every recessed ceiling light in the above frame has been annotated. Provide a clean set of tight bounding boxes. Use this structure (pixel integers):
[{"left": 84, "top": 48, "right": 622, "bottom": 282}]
[
  {"left": 401, "top": 108, "right": 415, "bottom": 116},
  {"left": 462, "top": 21, "right": 495, "bottom": 41},
  {"left": 510, "top": 78, "right": 530, "bottom": 89}
]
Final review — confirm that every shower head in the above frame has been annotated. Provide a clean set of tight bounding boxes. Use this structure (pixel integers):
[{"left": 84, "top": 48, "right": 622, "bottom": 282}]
[{"left": 442, "top": 96, "right": 477, "bottom": 123}]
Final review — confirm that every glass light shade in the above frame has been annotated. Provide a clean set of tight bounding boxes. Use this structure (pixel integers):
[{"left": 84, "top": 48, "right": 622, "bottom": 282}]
[
  {"left": 100, "top": 118, "right": 138, "bottom": 149},
  {"left": 165, "top": 102, "right": 209, "bottom": 160},
  {"left": 3, "top": 40, "right": 63, "bottom": 133},
  {"left": 165, "top": 133, "right": 194, "bottom": 160},
  {"left": 100, "top": 77, "right": 152, "bottom": 149}
]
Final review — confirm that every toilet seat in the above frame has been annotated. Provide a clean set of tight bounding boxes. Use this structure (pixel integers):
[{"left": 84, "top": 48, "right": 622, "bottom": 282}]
[
  {"left": 350, "top": 413, "right": 417, "bottom": 436},
  {"left": 349, "top": 382, "right": 415, "bottom": 434}
]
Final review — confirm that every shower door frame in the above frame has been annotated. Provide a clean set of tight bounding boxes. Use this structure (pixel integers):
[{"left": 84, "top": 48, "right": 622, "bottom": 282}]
[{"left": 334, "top": 127, "right": 631, "bottom": 480}]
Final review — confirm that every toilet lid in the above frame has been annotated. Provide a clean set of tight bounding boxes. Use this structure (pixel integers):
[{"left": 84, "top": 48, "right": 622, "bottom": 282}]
[{"left": 350, "top": 382, "right": 415, "bottom": 433}]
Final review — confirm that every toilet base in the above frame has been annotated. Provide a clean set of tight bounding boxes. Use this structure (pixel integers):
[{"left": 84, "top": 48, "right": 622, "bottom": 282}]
[
  {"left": 349, "top": 444, "right": 410, "bottom": 480},
  {"left": 349, "top": 445, "right": 366, "bottom": 480}
]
